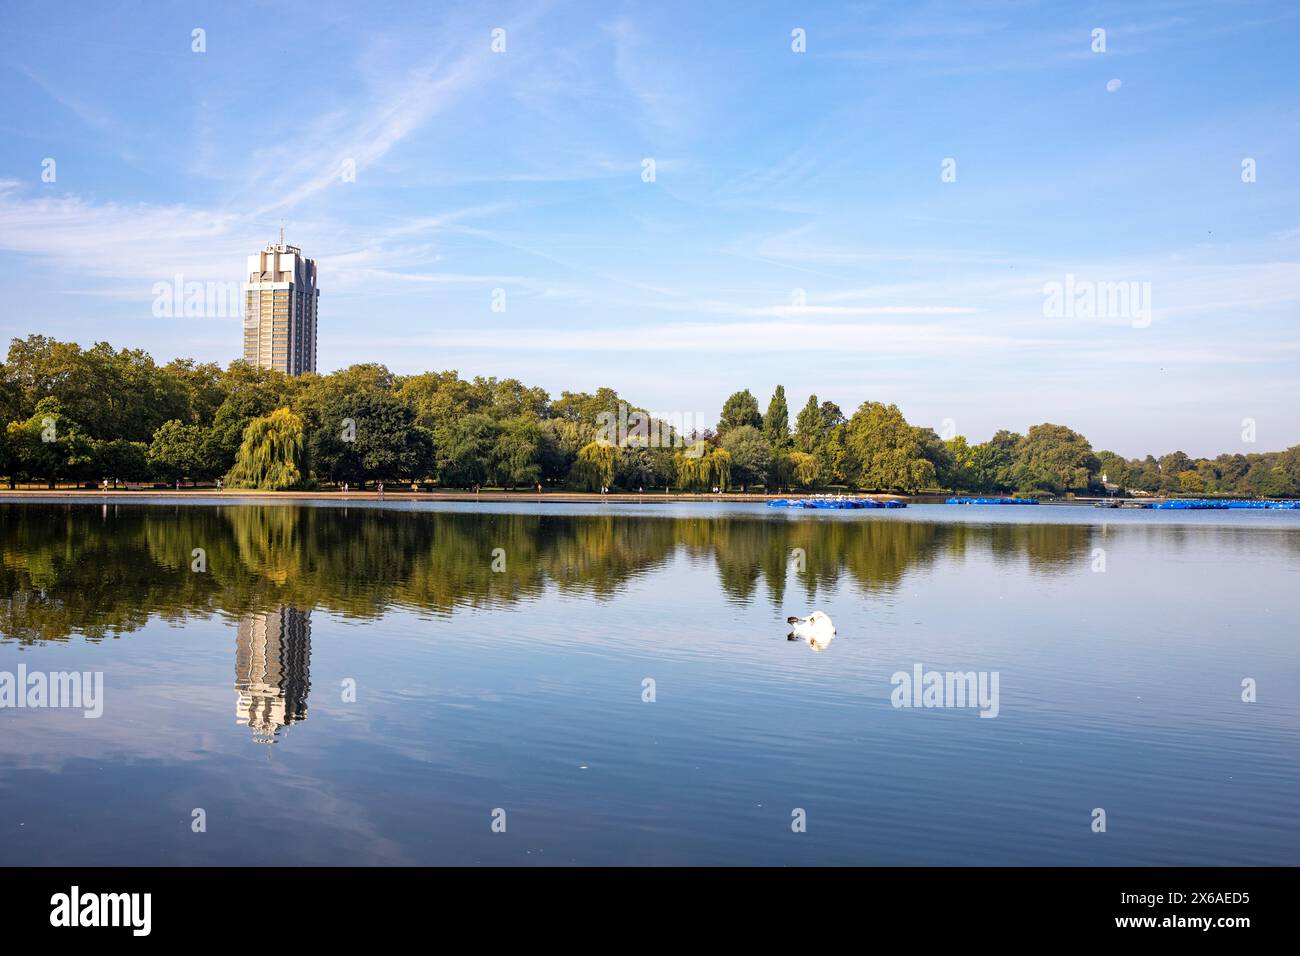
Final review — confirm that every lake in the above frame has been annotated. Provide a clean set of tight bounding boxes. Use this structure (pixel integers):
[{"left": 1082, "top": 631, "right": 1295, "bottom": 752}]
[{"left": 1, "top": 498, "right": 1298, "bottom": 865}]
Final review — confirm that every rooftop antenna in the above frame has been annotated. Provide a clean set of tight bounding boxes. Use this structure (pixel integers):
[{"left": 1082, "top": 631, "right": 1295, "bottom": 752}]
[{"left": 279, "top": 221, "right": 284, "bottom": 246}]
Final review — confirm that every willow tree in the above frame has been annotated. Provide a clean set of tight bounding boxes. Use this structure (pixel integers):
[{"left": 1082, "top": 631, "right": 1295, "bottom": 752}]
[
  {"left": 675, "top": 445, "right": 731, "bottom": 491},
  {"left": 676, "top": 446, "right": 707, "bottom": 490},
  {"left": 573, "top": 440, "right": 617, "bottom": 490},
  {"left": 709, "top": 447, "right": 732, "bottom": 491},
  {"left": 790, "top": 450, "right": 820, "bottom": 488},
  {"left": 225, "top": 407, "right": 306, "bottom": 490}
]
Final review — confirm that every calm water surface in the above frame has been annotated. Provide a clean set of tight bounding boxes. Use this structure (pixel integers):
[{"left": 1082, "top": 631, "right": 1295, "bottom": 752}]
[{"left": 2, "top": 499, "right": 1298, "bottom": 865}]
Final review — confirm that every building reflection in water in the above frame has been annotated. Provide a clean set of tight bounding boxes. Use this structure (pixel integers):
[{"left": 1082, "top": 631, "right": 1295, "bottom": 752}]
[{"left": 235, "top": 606, "right": 312, "bottom": 743}]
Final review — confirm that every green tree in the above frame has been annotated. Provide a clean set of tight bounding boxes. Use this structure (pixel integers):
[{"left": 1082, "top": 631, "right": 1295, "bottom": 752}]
[
  {"left": 0, "top": 360, "right": 22, "bottom": 426},
  {"left": 433, "top": 413, "right": 498, "bottom": 487},
  {"left": 147, "top": 420, "right": 208, "bottom": 483},
  {"left": 764, "top": 385, "right": 790, "bottom": 448},
  {"left": 1095, "top": 450, "right": 1131, "bottom": 489},
  {"left": 1157, "top": 450, "right": 1194, "bottom": 493},
  {"left": 203, "top": 363, "right": 299, "bottom": 476},
  {"left": 942, "top": 435, "right": 976, "bottom": 490},
  {"left": 159, "top": 359, "right": 225, "bottom": 425},
  {"left": 1011, "top": 423, "right": 1100, "bottom": 495},
  {"left": 398, "top": 370, "right": 492, "bottom": 432},
  {"left": 537, "top": 417, "right": 587, "bottom": 483},
  {"left": 717, "top": 389, "right": 762, "bottom": 437},
  {"left": 550, "top": 387, "right": 621, "bottom": 424},
  {"left": 292, "top": 364, "right": 395, "bottom": 436},
  {"left": 225, "top": 408, "right": 306, "bottom": 490},
  {"left": 1278, "top": 446, "right": 1300, "bottom": 496},
  {"left": 308, "top": 391, "right": 432, "bottom": 486},
  {"left": 844, "top": 402, "right": 935, "bottom": 492},
  {"left": 768, "top": 449, "right": 793, "bottom": 490},
  {"left": 964, "top": 430, "right": 1022, "bottom": 492},
  {"left": 710, "top": 448, "right": 732, "bottom": 491},
  {"left": 4, "top": 398, "right": 93, "bottom": 488},
  {"left": 1194, "top": 459, "right": 1220, "bottom": 494},
  {"left": 914, "top": 427, "right": 954, "bottom": 490},
  {"left": 674, "top": 445, "right": 731, "bottom": 491},
  {"left": 819, "top": 401, "right": 846, "bottom": 429},
  {"left": 1132, "top": 456, "right": 1162, "bottom": 493},
  {"left": 1178, "top": 469, "right": 1206, "bottom": 494},
  {"left": 94, "top": 438, "right": 149, "bottom": 484},
  {"left": 7, "top": 333, "right": 1300, "bottom": 502},
  {"left": 616, "top": 444, "right": 672, "bottom": 490},
  {"left": 483, "top": 377, "right": 550, "bottom": 420},
  {"left": 794, "top": 394, "right": 823, "bottom": 453},
  {"left": 1214, "top": 453, "right": 1250, "bottom": 492},
  {"left": 4, "top": 335, "right": 190, "bottom": 442},
  {"left": 789, "top": 450, "right": 820, "bottom": 488},
  {"left": 573, "top": 441, "right": 617, "bottom": 491},
  {"left": 489, "top": 415, "right": 544, "bottom": 488},
  {"left": 675, "top": 447, "right": 707, "bottom": 490},
  {"left": 721, "top": 425, "right": 772, "bottom": 490},
  {"left": 819, "top": 424, "right": 851, "bottom": 486}
]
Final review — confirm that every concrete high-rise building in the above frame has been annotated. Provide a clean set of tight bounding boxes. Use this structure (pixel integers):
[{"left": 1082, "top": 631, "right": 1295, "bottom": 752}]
[{"left": 241, "top": 231, "right": 319, "bottom": 375}]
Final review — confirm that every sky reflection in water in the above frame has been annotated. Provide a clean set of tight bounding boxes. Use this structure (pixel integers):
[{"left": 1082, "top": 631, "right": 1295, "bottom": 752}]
[{"left": 1, "top": 501, "right": 1298, "bottom": 865}]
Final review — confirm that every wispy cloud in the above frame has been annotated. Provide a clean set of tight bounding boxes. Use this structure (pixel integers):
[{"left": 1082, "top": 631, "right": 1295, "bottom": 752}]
[
  {"left": 247, "top": 52, "right": 494, "bottom": 217},
  {"left": 1, "top": 0, "right": 1297, "bottom": 454},
  {"left": 14, "top": 63, "right": 118, "bottom": 134}
]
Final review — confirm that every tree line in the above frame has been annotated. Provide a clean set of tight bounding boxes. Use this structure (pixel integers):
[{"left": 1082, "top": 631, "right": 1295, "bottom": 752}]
[{"left": 1, "top": 335, "right": 1297, "bottom": 496}]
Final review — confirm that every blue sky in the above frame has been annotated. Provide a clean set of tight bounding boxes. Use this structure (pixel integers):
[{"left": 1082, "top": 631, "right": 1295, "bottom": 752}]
[{"left": 0, "top": 0, "right": 1297, "bottom": 457}]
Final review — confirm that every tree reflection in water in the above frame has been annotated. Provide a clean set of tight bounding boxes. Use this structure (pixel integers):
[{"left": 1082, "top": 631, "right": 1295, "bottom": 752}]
[
  {"left": 0, "top": 503, "right": 1103, "bottom": 644},
  {"left": 0, "top": 502, "right": 1125, "bottom": 740}
]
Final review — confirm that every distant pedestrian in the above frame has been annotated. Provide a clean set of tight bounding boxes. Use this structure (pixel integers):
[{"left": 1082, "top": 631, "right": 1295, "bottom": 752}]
[{"left": 378, "top": 481, "right": 384, "bottom": 499}]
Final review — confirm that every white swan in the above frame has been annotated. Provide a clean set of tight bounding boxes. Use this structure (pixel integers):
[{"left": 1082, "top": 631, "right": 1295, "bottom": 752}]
[{"left": 786, "top": 611, "right": 836, "bottom": 651}]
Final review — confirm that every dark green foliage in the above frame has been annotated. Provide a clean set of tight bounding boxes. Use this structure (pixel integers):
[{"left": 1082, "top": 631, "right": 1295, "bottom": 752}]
[
  {"left": 717, "top": 389, "right": 762, "bottom": 437},
  {"left": 2, "top": 335, "right": 1297, "bottom": 496}
]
